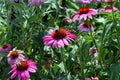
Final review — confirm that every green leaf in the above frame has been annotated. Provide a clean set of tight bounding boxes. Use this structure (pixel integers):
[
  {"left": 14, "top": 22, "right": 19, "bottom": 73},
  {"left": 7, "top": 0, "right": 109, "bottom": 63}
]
[
  {"left": 102, "top": 22, "right": 113, "bottom": 40},
  {"left": 58, "top": 62, "right": 65, "bottom": 72},
  {"left": 53, "top": 63, "right": 59, "bottom": 74},
  {"left": 109, "top": 63, "right": 120, "bottom": 80}
]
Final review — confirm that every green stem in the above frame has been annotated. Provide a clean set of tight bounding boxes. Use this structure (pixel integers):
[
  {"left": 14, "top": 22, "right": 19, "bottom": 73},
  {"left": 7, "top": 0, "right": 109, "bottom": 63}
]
[
  {"left": 111, "top": 4, "right": 119, "bottom": 44},
  {"left": 61, "top": 48, "right": 68, "bottom": 78}
]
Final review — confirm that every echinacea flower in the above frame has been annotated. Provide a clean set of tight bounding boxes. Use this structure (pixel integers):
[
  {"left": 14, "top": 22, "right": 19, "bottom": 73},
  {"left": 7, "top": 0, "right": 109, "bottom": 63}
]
[
  {"left": 76, "top": 0, "right": 92, "bottom": 4},
  {"left": 7, "top": 48, "right": 24, "bottom": 65},
  {"left": 100, "top": 5, "right": 118, "bottom": 12},
  {"left": 71, "top": 7, "right": 97, "bottom": 22},
  {"left": 28, "top": 0, "right": 44, "bottom": 6},
  {"left": 0, "top": 44, "right": 11, "bottom": 52},
  {"left": 84, "top": 77, "right": 99, "bottom": 80},
  {"left": 43, "top": 28, "right": 76, "bottom": 48},
  {"left": 89, "top": 48, "right": 98, "bottom": 65},
  {"left": 9, "top": 59, "right": 37, "bottom": 80},
  {"left": 89, "top": 48, "right": 98, "bottom": 57},
  {"left": 78, "top": 21, "right": 94, "bottom": 32},
  {"left": 84, "top": 78, "right": 91, "bottom": 80},
  {"left": 91, "top": 77, "right": 99, "bottom": 80}
]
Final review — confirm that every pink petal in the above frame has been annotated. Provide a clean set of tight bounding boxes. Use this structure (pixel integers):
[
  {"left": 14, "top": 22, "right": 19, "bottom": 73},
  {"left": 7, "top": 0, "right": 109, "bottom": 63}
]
[
  {"left": 47, "top": 40, "right": 55, "bottom": 45},
  {"left": 21, "top": 72, "right": 27, "bottom": 80},
  {"left": 88, "top": 14, "right": 92, "bottom": 19},
  {"left": 57, "top": 40, "right": 64, "bottom": 48},
  {"left": 11, "top": 71, "right": 17, "bottom": 79},
  {"left": 63, "top": 39, "right": 69, "bottom": 45},
  {"left": 72, "top": 14, "right": 79, "bottom": 21},
  {"left": 28, "top": 67, "right": 36, "bottom": 73},
  {"left": 24, "top": 71, "right": 30, "bottom": 78},
  {"left": 79, "top": 15, "right": 84, "bottom": 20},
  {"left": 52, "top": 40, "right": 57, "bottom": 48},
  {"left": 9, "top": 68, "right": 16, "bottom": 74},
  {"left": 84, "top": 14, "right": 87, "bottom": 20},
  {"left": 18, "top": 73, "right": 21, "bottom": 80},
  {"left": 29, "top": 65, "right": 37, "bottom": 70}
]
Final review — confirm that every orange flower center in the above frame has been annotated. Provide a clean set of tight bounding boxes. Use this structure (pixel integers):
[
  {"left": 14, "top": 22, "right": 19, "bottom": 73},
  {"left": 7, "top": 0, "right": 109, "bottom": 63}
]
[
  {"left": 17, "top": 61, "right": 28, "bottom": 71},
  {"left": 78, "top": 7, "right": 89, "bottom": 14},
  {"left": 2, "top": 45, "right": 8, "bottom": 49},
  {"left": 83, "top": 21, "right": 92, "bottom": 28},
  {"left": 10, "top": 51, "right": 18, "bottom": 58},
  {"left": 105, "top": 6, "right": 112, "bottom": 10},
  {"left": 52, "top": 28, "right": 67, "bottom": 39}
]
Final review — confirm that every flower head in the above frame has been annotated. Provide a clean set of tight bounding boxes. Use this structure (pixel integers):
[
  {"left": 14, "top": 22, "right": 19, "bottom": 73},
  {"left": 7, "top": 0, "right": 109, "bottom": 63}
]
[
  {"left": 89, "top": 48, "right": 98, "bottom": 65},
  {"left": 91, "top": 77, "right": 99, "bottom": 80},
  {"left": 43, "top": 28, "right": 76, "bottom": 48},
  {"left": 100, "top": 5, "right": 118, "bottom": 12},
  {"left": 7, "top": 48, "right": 25, "bottom": 65},
  {"left": 28, "top": 0, "right": 44, "bottom": 6},
  {"left": 76, "top": 0, "right": 92, "bottom": 4},
  {"left": 71, "top": 7, "right": 97, "bottom": 22},
  {"left": 89, "top": 48, "right": 98, "bottom": 57},
  {"left": 9, "top": 59, "right": 37, "bottom": 80},
  {"left": 78, "top": 21, "right": 94, "bottom": 32},
  {"left": 0, "top": 44, "right": 11, "bottom": 52}
]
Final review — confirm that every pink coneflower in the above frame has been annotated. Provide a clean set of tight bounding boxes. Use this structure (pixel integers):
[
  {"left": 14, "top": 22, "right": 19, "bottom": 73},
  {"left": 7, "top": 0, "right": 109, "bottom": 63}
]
[
  {"left": 9, "top": 59, "right": 37, "bottom": 80},
  {"left": 89, "top": 48, "right": 98, "bottom": 65},
  {"left": 7, "top": 48, "right": 24, "bottom": 65},
  {"left": 100, "top": 5, "right": 118, "bottom": 12},
  {"left": 71, "top": 7, "right": 97, "bottom": 22},
  {"left": 84, "top": 77, "right": 99, "bottom": 80},
  {"left": 28, "top": 0, "right": 44, "bottom": 6},
  {"left": 43, "top": 28, "right": 76, "bottom": 48},
  {"left": 76, "top": 0, "right": 92, "bottom": 4},
  {"left": 78, "top": 21, "right": 94, "bottom": 32},
  {"left": 0, "top": 44, "right": 11, "bottom": 52},
  {"left": 89, "top": 48, "right": 98, "bottom": 57},
  {"left": 91, "top": 77, "right": 99, "bottom": 80}
]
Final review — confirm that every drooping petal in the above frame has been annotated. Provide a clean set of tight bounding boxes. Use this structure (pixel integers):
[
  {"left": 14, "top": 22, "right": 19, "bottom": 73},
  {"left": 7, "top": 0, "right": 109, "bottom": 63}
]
[
  {"left": 28, "top": 67, "right": 36, "bottom": 73},
  {"left": 24, "top": 71, "right": 30, "bottom": 79},
  {"left": 57, "top": 40, "right": 64, "bottom": 48},
  {"left": 63, "top": 39, "right": 69, "bottom": 45},
  {"left": 11, "top": 71, "right": 17, "bottom": 79}
]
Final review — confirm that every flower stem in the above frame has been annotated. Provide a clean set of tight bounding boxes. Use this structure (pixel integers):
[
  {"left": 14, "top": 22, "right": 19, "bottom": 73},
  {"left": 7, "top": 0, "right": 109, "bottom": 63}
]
[{"left": 61, "top": 48, "right": 68, "bottom": 78}]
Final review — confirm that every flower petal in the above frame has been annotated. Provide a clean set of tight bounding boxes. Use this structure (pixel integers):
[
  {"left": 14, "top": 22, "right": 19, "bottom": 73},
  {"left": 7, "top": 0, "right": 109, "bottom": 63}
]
[{"left": 11, "top": 71, "right": 17, "bottom": 79}]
